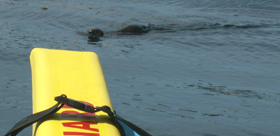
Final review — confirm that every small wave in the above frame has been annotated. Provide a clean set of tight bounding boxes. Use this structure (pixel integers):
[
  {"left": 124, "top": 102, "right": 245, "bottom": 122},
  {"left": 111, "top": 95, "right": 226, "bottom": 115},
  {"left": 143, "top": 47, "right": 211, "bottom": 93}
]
[
  {"left": 196, "top": 85, "right": 274, "bottom": 101},
  {"left": 188, "top": 23, "right": 273, "bottom": 30},
  {"left": 148, "top": 22, "right": 277, "bottom": 32},
  {"left": 222, "top": 24, "right": 264, "bottom": 29}
]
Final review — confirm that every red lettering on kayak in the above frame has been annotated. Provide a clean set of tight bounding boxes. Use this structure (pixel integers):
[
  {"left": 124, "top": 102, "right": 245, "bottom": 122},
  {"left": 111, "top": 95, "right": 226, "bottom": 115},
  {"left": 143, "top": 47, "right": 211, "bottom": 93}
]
[
  {"left": 62, "top": 121, "right": 98, "bottom": 132},
  {"left": 61, "top": 101, "right": 100, "bottom": 136},
  {"left": 64, "top": 132, "right": 100, "bottom": 136}
]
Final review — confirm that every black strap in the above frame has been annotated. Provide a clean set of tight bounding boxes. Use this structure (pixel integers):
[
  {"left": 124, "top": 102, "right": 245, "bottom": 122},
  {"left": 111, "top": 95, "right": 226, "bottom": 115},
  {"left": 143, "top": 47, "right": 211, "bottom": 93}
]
[
  {"left": 55, "top": 96, "right": 152, "bottom": 136},
  {"left": 55, "top": 95, "right": 152, "bottom": 136},
  {"left": 4, "top": 95, "right": 66, "bottom": 136},
  {"left": 5, "top": 95, "right": 151, "bottom": 136}
]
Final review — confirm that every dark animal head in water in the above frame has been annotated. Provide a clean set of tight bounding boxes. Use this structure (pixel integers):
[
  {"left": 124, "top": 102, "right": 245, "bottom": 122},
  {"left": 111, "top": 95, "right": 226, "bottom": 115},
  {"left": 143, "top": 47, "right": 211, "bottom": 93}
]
[
  {"left": 87, "top": 28, "right": 104, "bottom": 37},
  {"left": 117, "top": 25, "right": 149, "bottom": 34}
]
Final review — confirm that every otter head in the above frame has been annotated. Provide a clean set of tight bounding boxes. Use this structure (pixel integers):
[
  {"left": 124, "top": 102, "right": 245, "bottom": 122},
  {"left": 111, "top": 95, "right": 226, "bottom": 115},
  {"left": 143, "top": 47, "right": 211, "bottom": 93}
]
[{"left": 87, "top": 28, "right": 104, "bottom": 37}]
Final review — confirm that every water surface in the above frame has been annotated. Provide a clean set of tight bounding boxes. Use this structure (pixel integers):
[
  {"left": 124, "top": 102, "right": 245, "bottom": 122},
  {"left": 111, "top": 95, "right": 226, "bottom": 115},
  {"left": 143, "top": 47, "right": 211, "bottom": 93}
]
[{"left": 0, "top": 0, "right": 280, "bottom": 135}]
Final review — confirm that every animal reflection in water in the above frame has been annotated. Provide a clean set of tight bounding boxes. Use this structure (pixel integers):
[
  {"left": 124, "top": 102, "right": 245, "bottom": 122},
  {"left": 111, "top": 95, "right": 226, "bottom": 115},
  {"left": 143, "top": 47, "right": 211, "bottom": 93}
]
[{"left": 87, "top": 25, "right": 150, "bottom": 42}]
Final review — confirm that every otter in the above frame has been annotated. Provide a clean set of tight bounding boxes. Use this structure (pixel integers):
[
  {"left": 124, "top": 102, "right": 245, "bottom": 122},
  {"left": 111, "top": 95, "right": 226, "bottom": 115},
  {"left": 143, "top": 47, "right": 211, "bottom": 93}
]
[
  {"left": 87, "top": 25, "right": 152, "bottom": 42},
  {"left": 87, "top": 25, "right": 150, "bottom": 37},
  {"left": 87, "top": 28, "right": 104, "bottom": 37},
  {"left": 116, "top": 25, "right": 149, "bottom": 34},
  {"left": 87, "top": 28, "right": 104, "bottom": 42}
]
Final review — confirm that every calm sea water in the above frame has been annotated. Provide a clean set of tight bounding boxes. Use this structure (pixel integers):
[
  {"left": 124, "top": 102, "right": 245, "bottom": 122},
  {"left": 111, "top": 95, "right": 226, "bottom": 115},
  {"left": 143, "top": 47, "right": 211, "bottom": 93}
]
[{"left": 1, "top": 0, "right": 280, "bottom": 136}]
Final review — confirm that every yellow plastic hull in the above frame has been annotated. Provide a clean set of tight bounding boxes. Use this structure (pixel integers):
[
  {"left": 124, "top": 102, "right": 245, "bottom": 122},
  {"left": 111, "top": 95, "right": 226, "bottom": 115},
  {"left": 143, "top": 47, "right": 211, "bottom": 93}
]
[{"left": 30, "top": 48, "right": 120, "bottom": 136}]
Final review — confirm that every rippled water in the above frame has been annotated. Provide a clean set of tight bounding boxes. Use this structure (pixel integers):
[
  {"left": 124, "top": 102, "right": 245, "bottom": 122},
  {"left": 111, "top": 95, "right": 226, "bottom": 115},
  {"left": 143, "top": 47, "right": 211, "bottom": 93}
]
[{"left": 1, "top": 0, "right": 280, "bottom": 136}]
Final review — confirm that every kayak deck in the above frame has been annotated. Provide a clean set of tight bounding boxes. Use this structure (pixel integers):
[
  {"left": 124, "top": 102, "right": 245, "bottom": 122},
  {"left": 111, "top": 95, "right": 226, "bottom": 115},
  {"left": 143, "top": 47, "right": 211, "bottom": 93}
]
[{"left": 30, "top": 48, "right": 120, "bottom": 136}]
